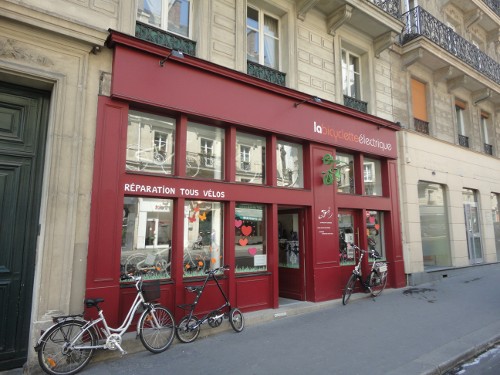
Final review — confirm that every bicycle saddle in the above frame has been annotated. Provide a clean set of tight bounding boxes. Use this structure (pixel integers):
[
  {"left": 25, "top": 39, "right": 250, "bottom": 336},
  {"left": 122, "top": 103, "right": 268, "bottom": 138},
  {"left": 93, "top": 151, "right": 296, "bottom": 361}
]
[{"left": 84, "top": 298, "right": 104, "bottom": 308}]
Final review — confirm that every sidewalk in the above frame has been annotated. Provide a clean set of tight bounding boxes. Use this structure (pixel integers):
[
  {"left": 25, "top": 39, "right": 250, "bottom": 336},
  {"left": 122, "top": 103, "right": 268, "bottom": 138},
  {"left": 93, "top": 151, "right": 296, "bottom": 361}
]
[{"left": 7, "top": 262, "right": 500, "bottom": 374}]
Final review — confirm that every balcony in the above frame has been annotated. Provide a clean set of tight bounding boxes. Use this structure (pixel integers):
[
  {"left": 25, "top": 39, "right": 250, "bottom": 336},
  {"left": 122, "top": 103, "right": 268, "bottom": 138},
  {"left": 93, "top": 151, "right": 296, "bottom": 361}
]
[
  {"left": 400, "top": 6, "right": 500, "bottom": 90},
  {"left": 247, "top": 61, "right": 286, "bottom": 87},
  {"left": 458, "top": 134, "right": 469, "bottom": 148},
  {"left": 343, "top": 95, "right": 368, "bottom": 113},
  {"left": 414, "top": 118, "right": 430, "bottom": 135},
  {"left": 298, "top": 0, "right": 403, "bottom": 48},
  {"left": 446, "top": 0, "right": 500, "bottom": 32},
  {"left": 484, "top": 143, "right": 493, "bottom": 155},
  {"left": 135, "top": 21, "right": 196, "bottom": 56}
]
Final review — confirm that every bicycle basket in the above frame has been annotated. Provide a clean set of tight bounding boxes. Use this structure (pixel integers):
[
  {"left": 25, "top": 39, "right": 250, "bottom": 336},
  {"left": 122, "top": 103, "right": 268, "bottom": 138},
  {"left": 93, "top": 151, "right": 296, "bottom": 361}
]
[
  {"left": 142, "top": 280, "right": 161, "bottom": 302},
  {"left": 374, "top": 262, "right": 388, "bottom": 274}
]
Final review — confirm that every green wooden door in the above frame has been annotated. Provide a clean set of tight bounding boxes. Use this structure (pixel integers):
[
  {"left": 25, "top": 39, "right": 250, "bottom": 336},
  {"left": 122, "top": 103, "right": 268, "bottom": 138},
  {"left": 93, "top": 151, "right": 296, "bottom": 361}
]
[{"left": 0, "top": 82, "right": 49, "bottom": 370}]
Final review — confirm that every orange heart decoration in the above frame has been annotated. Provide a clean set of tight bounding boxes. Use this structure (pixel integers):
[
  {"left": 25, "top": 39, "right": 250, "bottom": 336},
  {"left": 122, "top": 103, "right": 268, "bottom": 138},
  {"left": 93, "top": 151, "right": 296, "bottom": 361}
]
[
  {"left": 241, "top": 225, "right": 252, "bottom": 236},
  {"left": 239, "top": 238, "right": 248, "bottom": 246}
]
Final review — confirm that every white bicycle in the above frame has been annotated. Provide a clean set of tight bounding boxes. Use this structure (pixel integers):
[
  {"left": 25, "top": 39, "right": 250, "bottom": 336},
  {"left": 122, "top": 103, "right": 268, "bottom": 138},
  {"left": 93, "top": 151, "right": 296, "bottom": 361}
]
[{"left": 35, "top": 276, "right": 175, "bottom": 375}]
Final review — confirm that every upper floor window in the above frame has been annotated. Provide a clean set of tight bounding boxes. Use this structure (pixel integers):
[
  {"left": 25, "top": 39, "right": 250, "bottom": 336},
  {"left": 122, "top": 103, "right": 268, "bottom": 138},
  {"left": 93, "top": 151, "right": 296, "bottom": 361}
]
[
  {"left": 481, "top": 112, "right": 493, "bottom": 155},
  {"left": 341, "top": 49, "right": 361, "bottom": 99},
  {"left": 236, "top": 132, "right": 266, "bottom": 184},
  {"left": 247, "top": 6, "right": 280, "bottom": 70},
  {"left": 411, "top": 78, "right": 429, "bottom": 134},
  {"left": 455, "top": 99, "right": 469, "bottom": 147},
  {"left": 137, "top": 0, "right": 191, "bottom": 37}
]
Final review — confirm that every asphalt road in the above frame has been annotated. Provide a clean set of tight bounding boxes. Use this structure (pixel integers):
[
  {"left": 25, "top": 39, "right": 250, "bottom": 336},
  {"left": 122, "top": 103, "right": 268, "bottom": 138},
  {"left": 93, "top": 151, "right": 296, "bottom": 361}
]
[{"left": 444, "top": 345, "right": 500, "bottom": 375}]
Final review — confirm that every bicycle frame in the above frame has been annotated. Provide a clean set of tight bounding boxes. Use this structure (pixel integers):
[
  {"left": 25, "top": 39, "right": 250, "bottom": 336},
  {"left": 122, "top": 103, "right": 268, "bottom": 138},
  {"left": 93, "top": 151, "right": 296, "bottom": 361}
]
[
  {"left": 182, "top": 268, "right": 231, "bottom": 329},
  {"left": 349, "top": 245, "right": 385, "bottom": 291},
  {"left": 45, "top": 279, "right": 159, "bottom": 354}
]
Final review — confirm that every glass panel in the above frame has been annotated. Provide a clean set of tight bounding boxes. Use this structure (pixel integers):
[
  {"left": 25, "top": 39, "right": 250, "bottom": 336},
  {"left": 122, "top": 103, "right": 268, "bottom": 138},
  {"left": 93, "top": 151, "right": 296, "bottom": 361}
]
[
  {"left": 137, "top": 0, "right": 190, "bottom": 37},
  {"left": 235, "top": 203, "right": 266, "bottom": 273},
  {"left": 338, "top": 212, "right": 355, "bottom": 265},
  {"left": 336, "top": 153, "right": 355, "bottom": 194},
  {"left": 463, "top": 188, "right": 483, "bottom": 263},
  {"left": 186, "top": 122, "right": 225, "bottom": 180},
  {"left": 418, "top": 181, "right": 452, "bottom": 268},
  {"left": 366, "top": 210, "right": 385, "bottom": 260},
  {"left": 183, "top": 200, "right": 223, "bottom": 277},
  {"left": 349, "top": 55, "right": 361, "bottom": 99},
  {"left": 278, "top": 213, "right": 300, "bottom": 269},
  {"left": 263, "top": 14, "right": 279, "bottom": 69},
  {"left": 276, "top": 141, "right": 303, "bottom": 188},
  {"left": 341, "top": 50, "right": 348, "bottom": 96},
  {"left": 364, "top": 158, "right": 382, "bottom": 195},
  {"left": 121, "top": 197, "right": 173, "bottom": 281},
  {"left": 126, "top": 110, "right": 176, "bottom": 175},
  {"left": 168, "top": 0, "right": 190, "bottom": 37},
  {"left": 137, "top": 0, "right": 162, "bottom": 27},
  {"left": 491, "top": 193, "right": 500, "bottom": 260},
  {"left": 235, "top": 132, "right": 265, "bottom": 184},
  {"left": 246, "top": 7, "right": 259, "bottom": 63}
]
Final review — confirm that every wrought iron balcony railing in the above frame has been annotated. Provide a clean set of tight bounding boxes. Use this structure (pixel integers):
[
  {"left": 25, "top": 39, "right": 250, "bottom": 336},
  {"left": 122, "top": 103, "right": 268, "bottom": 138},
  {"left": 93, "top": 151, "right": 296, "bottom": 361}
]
[
  {"left": 400, "top": 6, "right": 500, "bottom": 85},
  {"left": 458, "top": 134, "right": 469, "bottom": 148},
  {"left": 343, "top": 95, "right": 368, "bottom": 113},
  {"left": 484, "top": 143, "right": 493, "bottom": 155},
  {"left": 482, "top": 0, "right": 500, "bottom": 16},
  {"left": 247, "top": 61, "right": 286, "bottom": 86},
  {"left": 370, "top": 0, "right": 401, "bottom": 19},
  {"left": 135, "top": 22, "right": 197, "bottom": 56},
  {"left": 414, "top": 118, "right": 429, "bottom": 134}
]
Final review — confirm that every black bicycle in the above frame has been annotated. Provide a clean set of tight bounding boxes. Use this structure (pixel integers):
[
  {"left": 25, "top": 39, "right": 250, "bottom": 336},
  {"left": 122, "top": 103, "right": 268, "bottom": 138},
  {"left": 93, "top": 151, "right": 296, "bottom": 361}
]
[
  {"left": 342, "top": 244, "right": 388, "bottom": 305},
  {"left": 175, "top": 265, "right": 244, "bottom": 343}
]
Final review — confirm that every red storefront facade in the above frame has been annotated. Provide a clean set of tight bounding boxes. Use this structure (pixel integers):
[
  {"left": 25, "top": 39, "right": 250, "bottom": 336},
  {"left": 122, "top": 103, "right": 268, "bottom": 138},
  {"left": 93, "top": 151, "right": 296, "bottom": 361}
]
[{"left": 86, "top": 31, "right": 405, "bottom": 326}]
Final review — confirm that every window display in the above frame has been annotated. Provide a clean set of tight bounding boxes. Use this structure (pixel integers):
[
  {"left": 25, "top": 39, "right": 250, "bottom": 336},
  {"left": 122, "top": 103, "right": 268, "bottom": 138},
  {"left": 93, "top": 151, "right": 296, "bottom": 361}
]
[
  {"left": 121, "top": 197, "right": 173, "bottom": 281},
  {"left": 363, "top": 158, "right": 382, "bottom": 196},
  {"left": 235, "top": 203, "right": 266, "bottom": 272},
  {"left": 336, "top": 153, "right": 355, "bottom": 194},
  {"left": 184, "top": 200, "right": 223, "bottom": 277},
  {"left": 366, "top": 210, "right": 385, "bottom": 260}
]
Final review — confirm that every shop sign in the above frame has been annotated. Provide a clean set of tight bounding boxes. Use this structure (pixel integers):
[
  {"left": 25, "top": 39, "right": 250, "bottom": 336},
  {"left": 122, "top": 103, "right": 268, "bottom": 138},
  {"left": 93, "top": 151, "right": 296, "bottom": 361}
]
[
  {"left": 124, "top": 183, "right": 226, "bottom": 199},
  {"left": 317, "top": 206, "right": 334, "bottom": 236}
]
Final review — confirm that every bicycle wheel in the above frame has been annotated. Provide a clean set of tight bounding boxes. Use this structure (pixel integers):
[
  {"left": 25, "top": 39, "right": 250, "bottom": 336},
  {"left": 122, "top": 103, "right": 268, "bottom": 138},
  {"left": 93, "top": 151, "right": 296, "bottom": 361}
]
[
  {"left": 229, "top": 308, "right": 245, "bottom": 332},
  {"left": 139, "top": 305, "right": 175, "bottom": 353},
  {"left": 124, "top": 253, "right": 146, "bottom": 275},
  {"left": 342, "top": 274, "right": 357, "bottom": 305},
  {"left": 369, "top": 270, "right": 388, "bottom": 297},
  {"left": 175, "top": 316, "right": 200, "bottom": 343},
  {"left": 37, "top": 319, "right": 96, "bottom": 375}
]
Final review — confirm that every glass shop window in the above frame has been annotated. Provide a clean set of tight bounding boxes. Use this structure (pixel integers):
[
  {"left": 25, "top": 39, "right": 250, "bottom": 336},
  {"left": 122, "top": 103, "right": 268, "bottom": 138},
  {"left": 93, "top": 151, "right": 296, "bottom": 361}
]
[
  {"left": 121, "top": 197, "right": 173, "bottom": 281},
  {"left": 186, "top": 122, "right": 225, "bottom": 180},
  {"left": 235, "top": 203, "right": 266, "bottom": 273},
  {"left": 126, "top": 111, "right": 176, "bottom": 175},
  {"left": 336, "top": 153, "right": 355, "bottom": 194},
  {"left": 183, "top": 200, "right": 223, "bottom": 277},
  {"left": 235, "top": 132, "right": 266, "bottom": 184},
  {"left": 366, "top": 210, "right": 385, "bottom": 261},
  {"left": 276, "top": 140, "right": 303, "bottom": 188},
  {"left": 364, "top": 158, "right": 382, "bottom": 196}
]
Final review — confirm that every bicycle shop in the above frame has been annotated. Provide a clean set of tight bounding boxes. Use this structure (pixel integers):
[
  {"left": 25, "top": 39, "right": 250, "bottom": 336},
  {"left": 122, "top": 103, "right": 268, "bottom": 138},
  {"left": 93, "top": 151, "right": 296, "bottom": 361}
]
[{"left": 85, "top": 30, "right": 406, "bottom": 326}]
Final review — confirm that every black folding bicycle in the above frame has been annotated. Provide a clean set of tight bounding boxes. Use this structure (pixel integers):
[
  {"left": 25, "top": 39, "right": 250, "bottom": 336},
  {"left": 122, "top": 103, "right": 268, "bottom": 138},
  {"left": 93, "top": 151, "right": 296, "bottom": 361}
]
[{"left": 175, "top": 265, "right": 244, "bottom": 343}]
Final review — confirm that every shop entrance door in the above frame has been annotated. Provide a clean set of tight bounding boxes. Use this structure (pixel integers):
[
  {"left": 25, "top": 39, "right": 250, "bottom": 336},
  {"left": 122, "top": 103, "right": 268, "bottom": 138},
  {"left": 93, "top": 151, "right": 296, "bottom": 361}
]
[
  {"left": 278, "top": 208, "right": 305, "bottom": 301},
  {"left": 0, "top": 83, "right": 49, "bottom": 370}
]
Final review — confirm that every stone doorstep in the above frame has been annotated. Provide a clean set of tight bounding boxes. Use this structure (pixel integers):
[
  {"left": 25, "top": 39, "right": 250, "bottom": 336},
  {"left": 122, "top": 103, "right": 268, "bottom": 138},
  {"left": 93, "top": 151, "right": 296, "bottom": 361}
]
[{"left": 92, "top": 295, "right": 357, "bottom": 363}]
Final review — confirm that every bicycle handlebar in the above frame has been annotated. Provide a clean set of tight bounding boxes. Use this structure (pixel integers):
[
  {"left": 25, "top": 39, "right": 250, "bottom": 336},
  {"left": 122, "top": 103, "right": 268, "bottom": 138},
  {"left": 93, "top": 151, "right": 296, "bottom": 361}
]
[
  {"left": 348, "top": 244, "right": 381, "bottom": 259},
  {"left": 205, "top": 265, "right": 230, "bottom": 275}
]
